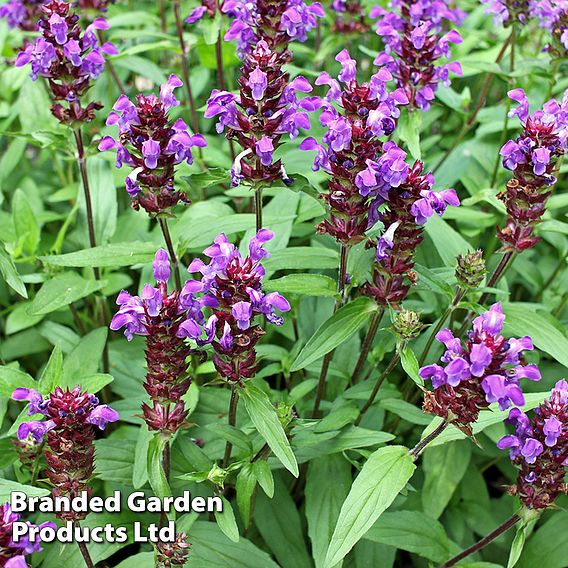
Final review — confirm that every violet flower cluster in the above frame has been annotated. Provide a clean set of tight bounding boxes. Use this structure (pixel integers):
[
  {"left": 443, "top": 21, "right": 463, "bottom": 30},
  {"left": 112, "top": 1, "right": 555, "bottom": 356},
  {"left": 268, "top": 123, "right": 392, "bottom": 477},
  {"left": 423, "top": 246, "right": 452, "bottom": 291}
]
[
  {"left": 419, "top": 303, "right": 541, "bottom": 434},
  {"left": 362, "top": 150, "right": 459, "bottom": 305},
  {"left": 14, "top": 0, "right": 117, "bottom": 125},
  {"left": 371, "top": 0, "right": 464, "bottom": 110},
  {"left": 206, "top": 40, "right": 314, "bottom": 187},
  {"left": 12, "top": 386, "right": 119, "bottom": 520},
  {"left": 497, "top": 88, "right": 567, "bottom": 252},
  {"left": 0, "top": 503, "right": 55, "bottom": 568},
  {"left": 99, "top": 75, "right": 206, "bottom": 215},
  {"left": 331, "top": 0, "right": 369, "bottom": 34},
  {"left": 187, "top": 229, "right": 291, "bottom": 382},
  {"left": 300, "top": 50, "right": 410, "bottom": 245},
  {"left": 482, "top": 0, "right": 567, "bottom": 48},
  {"left": 0, "top": 0, "right": 46, "bottom": 30},
  {"left": 498, "top": 379, "right": 567, "bottom": 510},
  {"left": 220, "top": 0, "right": 324, "bottom": 57},
  {"left": 111, "top": 249, "right": 216, "bottom": 433}
]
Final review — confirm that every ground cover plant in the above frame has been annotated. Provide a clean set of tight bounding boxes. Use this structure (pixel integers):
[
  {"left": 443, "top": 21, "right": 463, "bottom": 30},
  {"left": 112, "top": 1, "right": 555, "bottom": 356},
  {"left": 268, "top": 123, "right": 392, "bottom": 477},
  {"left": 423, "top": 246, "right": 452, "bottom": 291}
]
[{"left": 0, "top": 0, "right": 567, "bottom": 566}]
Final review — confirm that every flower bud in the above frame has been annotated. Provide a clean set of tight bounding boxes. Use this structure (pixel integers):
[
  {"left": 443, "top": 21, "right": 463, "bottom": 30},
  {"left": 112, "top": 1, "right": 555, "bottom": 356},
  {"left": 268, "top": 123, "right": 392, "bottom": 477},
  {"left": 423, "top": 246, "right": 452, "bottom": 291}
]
[
  {"left": 156, "top": 532, "right": 190, "bottom": 567},
  {"left": 455, "top": 249, "right": 486, "bottom": 289},
  {"left": 392, "top": 309, "right": 423, "bottom": 340}
]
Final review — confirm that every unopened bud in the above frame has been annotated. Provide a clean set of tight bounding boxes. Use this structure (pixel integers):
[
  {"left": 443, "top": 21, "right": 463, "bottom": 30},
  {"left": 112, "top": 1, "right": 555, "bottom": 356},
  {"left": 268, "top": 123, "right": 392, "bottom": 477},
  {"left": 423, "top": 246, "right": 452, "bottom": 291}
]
[
  {"left": 456, "top": 250, "right": 486, "bottom": 289},
  {"left": 392, "top": 309, "right": 423, "bottom": 340}
]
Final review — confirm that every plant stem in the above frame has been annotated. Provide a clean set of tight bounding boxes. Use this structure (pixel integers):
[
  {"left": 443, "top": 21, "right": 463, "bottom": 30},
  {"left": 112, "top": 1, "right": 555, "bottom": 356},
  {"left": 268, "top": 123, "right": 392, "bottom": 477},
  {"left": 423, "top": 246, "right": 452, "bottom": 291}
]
[
  {"left": 30, "top": 441, "right": 46, "bottom": 486},
  {"left": 222, "top": 384, "right": 240, "bottom": 468},
  {"left": 73, "top": 128, "right": 98, "bottom": 259},
  {"left": 441, "top": 513, "right": 521, "bottom": 567},
  {"left": 96, "top": 30, "right": 126, "bottom": 94},
  {"left": 173, "top": 0, "right": 200, "bottom": 136},
  {"left": 254, "top": 187, "right": 263, "bottom": 232},
  {"left": 75, "top": 522, "right": 96, "bottom": 568},
  {"left": 418, "top": 287, "right": 466, "bottom": 366},
  {"left": 159, "top": 0, "right": 167, "bottom": 33},
  {"left": 433, "top": 30, "right": 514, "bottom": 174},
  {"left": 311, "top": 244, "right": 351, "bottom": 418},
  {"left": 489, "top": 25, "right": 517, "bottom": 188},
  {"left": 159, "top": 217, "right": 181, "bottom": 290},
  {"left": 409, "top": 420, "right": 448, "bottom": 459},
  {"left": 351, "top": 308, "right": 384, "bottom": 384},
  {"left": 355, "top": 347, "right": 403, "bottom": 425},
  {"left": 74, "top": 128, "right": 111, "bottom": 376}
]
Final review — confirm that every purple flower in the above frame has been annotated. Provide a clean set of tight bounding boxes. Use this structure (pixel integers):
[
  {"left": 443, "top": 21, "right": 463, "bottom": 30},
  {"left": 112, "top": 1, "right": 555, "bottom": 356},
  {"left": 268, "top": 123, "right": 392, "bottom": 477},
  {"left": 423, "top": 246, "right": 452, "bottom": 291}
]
[
  {"left": 153, "top": 249, "right": 171, "bottom": 283},
  {"left": 520, "top": 438, "right": 544, "bottom": 464},
  {"left": 232, "top": 301, "right": 253, "bottom": 330},
  {"left": 481, "top": 374, "right": 525, "bottom": 410},
  {"left": 255, "top": 136, "right": 274, "bottom": 166},
  {"left": 249, "top": 67, "right": 268, "bottom": 100},
  {"left": 473, "top": 302, "right": 505, "bottom": 335},
  {"left": 469, "top": 343, "right": 492, "bottom": 376},
  {"left": 86, "top": 405, "right": 120, "bottom": 430},
  {"left": 419, "top": 364, "right": 446, "bottom": 388},
  {"left": 249, "top": 228, "right": 274, "bottom": 262},
  {"left": 17, "top": 419, "right": 56, "bottom": 442},
  {"left": 49, "top": 12, "right": 68, "bottom": 45},
  {"left": 445, "top": 357, "right": 470, "bottom": 386},
  {"left": 185, "top": 6, "right": 207, "bottom": 24},
  {"left": 220, "top": 321, "right": 234, "bottom": 350},
  {"left": 336, "top": 49, "right": 357, "bottom": 83},
  {"left": 376, "top": 222, "right": 399, "bottom": 260},
  {"left": 323, "top": 117, "right": 352, "bottom": 152},
  {"left": 142, "top": 139, "right": 161, "bottom": 169},
  {"left": 543, "top": 416, "right": 562, "bottom": 446},
  {"left": 160, "top": 74, "right": 183, "bottom": 109},
  {"left": 15, "top": 38, "right": 57, "bottom": 80},
  {"left": 12, "top": 388, "right": 47, "bottom": 415},
  {"left": 411, "top": 189, "right": 460, "bottom": 224}
]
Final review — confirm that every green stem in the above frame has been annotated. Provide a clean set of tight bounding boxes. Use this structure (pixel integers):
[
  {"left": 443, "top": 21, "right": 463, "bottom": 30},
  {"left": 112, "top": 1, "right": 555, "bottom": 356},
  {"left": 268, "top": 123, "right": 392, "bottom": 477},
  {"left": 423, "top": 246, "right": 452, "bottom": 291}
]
[
  {"left": 355, "top": 346, "right": 404, "bottom": 425},
  {"left": 173, "top": 0, "right": 200, "bottom": 136},
  {"left": 418, "top": 287, "right": 466, "bottom": 366},
  {"left": 351, "top": 308, "right": 384, "bottom": 384},
  {"left": 433, "top": 30, "right": 514, "bottom": 174},
  {"left": 441, "top": 513, "right": 521, "bottom": 567},
  {"left": 222, "top": 384, "right": 240, "bottom": 468},
  {"left": 75, "top": 522, "right": 96, "bottom": 568},
  {"left": 311, "top": 244, "right": 350, "bottom": 417},
  {"left": 254, "top": 187, "right": 263, "bottom": 232},
  {"left": 409, "top": 420, "right": 449, "bottom": 459},
  {"left": 159, "top": 217, "right": 182, "bottom": 290}
]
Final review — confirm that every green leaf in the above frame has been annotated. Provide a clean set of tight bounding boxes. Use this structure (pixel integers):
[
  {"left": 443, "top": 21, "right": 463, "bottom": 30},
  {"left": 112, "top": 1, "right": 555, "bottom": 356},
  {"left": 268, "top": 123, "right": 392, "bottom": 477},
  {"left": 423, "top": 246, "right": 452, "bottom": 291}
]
[
  {"left": 12, "top": 188, "right": 39, "bottom": 257},
  {"left": 421, "top": 391, "right": 550, "bottom": 447},
  {"left": 27, "top": 272, "right": 105, "bottom": 315},
  {"left": 306, "top": 454, "right": 352, "bottom": 568},
  {"left": 202, "top": 12, "right": 222, "bottom": 44},
  {"left": 425, "top": 214, "right": 472, "bottom": 267},
  {"left": 400, "top": 344, "right": 423, "bottom": 386},
  {"left": 0, "top": 247, "right": 27, "bottom": 298},
  {"left": 397, "top": 111, "right": 422, "bottom": 160},
  {"left": 264, "top": 274, "right": 338, "bottom": 297},
  {"left": 508, "top": 523, "right": 528, "bottom": 568},
  {"left": 263, "top": 247, "right": 339, "bottom": 273},
  {"left": 291, "top": 298, "right": 377, "bottom": 371},
  {"left": 133, "top": 425, "right": 153, "bottom": 489},
  {"left": 251, "top": 460, "right": 274, "bottom": 498},
  {"left": 78, "top": 373, "right": 114, "bottom": 393},
  {"left": 147, "top": 434, "right": 171, "bottom": 499},
  {"left": 503, "top": 303, "right": 568, "bottom": 369},
  {"left": 38, "top": 346, "right": 63, "bottom": 393},
  {"left": 255, "top": 475, "right": 312, "bottom": 568},
  {"left": 186, "top": 521, "right": 280, "bottom": 568},
  {"left": 236, "top": 463, "right": 257, "bottom": 527},
  {"left": 422, "top": 441, "right": 471, "bottom": 519},
  {"left": 240, "top": 383, "right": 299, "bottom": 477},
  {"left": 364, "top": 510, "right": 450, "bottom": 562},
  {"left": 39, "top": 242, "right": 157, "bottom": 267},
  {"left": 0, "top": 479, "right": 50, "bottom": 501},
  {"left": 215, "top": 496, "right": 240, "bottom": 542},
  {"left": 62, "top": 328, "right": 108, "bottom": 384},
  {"left": 518, "top": 513, "right": 568, "bottom": 568},
  {"left": 324, "top": 446, "right": 416, "bottom": 567},
  {"left": 0, "top": 366, "right": 36, "bottom": 397}
]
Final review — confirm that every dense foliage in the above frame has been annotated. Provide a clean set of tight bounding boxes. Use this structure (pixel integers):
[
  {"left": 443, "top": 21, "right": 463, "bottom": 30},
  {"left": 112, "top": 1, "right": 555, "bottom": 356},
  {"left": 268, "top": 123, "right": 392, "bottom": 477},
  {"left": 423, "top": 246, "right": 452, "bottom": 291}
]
[{"left": 0, "top": 0, "right": 567, "bottom": 567}]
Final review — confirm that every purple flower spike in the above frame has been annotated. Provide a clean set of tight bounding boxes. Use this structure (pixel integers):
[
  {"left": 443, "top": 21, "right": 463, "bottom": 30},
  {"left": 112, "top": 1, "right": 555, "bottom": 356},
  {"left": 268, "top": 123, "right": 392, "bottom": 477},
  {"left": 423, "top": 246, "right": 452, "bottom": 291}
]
[{"left": 420, "top": 303, "right": 540, "bottom": 432}]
